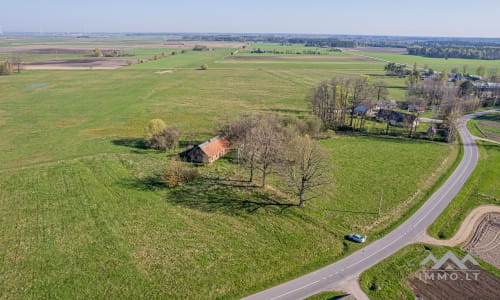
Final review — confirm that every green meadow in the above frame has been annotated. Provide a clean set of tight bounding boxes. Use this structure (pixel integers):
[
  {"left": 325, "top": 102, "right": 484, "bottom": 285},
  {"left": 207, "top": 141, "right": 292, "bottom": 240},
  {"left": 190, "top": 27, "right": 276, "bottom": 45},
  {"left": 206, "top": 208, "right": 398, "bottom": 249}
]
[
  {"left": 358, "top": 52, "right": 500, "bottom": 74},
  {"left": 0, "top": 42, "right": 467, "bottom": 298}
]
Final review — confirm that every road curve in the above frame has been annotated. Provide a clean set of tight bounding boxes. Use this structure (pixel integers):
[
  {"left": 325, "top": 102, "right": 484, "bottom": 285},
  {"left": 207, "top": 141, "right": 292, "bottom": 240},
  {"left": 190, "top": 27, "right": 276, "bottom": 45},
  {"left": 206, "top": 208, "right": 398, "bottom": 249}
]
[{"left": 243, "top": 110, "right": 499, "bottom": 300}]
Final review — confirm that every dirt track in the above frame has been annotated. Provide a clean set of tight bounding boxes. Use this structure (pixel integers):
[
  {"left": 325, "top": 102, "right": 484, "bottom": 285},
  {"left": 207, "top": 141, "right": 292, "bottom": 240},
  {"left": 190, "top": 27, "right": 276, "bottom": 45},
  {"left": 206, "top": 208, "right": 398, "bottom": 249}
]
[
  {"left": 23, "top": 58, "right": 127, "bottom": 70},
  {"left": 419, "top": 205, "right": 500, "bottom": 246}
]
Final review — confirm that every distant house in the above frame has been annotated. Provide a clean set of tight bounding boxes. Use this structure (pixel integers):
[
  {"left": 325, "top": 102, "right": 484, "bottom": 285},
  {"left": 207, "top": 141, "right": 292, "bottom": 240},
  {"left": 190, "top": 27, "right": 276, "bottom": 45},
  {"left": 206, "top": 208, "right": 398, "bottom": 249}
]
[
  {"left": 374, "top": 100, "right": 397, "bottom": 111},
  {"left": 376, "top": 109, "right": 419, "bottom": 128},
  {"left": 187, "top": 135, "right": 230, "bottom": 163},
  {"left": 408, "top": 105, "right": 426, "bottom": 113},
  {"left": 353, "top": 105, "right": 369, "bottom": 117}
]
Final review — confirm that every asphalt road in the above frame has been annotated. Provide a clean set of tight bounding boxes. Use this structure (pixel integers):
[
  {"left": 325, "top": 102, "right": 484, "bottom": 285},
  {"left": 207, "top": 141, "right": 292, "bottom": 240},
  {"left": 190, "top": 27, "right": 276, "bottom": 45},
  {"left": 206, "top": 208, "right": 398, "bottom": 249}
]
[{"left": 244, "top": 110, "right": 499, "bottom": 300}]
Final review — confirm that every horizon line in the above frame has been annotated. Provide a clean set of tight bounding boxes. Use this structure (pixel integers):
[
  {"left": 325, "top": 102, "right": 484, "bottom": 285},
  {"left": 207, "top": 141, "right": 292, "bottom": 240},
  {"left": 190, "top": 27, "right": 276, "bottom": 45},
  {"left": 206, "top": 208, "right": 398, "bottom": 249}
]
[{"left": 2, "top": 31, "right": 500, "bottom": 40}]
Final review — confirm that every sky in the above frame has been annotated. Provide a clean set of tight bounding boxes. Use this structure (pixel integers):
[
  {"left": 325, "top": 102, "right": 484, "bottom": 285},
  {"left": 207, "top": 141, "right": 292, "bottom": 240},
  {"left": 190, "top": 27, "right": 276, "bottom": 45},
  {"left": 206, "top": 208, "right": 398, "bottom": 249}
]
[{"left": 2, "top": 0, "right": 500, "bottom": 37}]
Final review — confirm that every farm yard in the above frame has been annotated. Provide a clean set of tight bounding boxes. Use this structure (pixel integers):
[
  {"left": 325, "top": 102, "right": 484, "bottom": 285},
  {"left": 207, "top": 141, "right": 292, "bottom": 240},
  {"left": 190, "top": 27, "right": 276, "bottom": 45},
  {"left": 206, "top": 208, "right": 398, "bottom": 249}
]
[{"left": 0, "top": 36, "right": 496, "bottom": 299}]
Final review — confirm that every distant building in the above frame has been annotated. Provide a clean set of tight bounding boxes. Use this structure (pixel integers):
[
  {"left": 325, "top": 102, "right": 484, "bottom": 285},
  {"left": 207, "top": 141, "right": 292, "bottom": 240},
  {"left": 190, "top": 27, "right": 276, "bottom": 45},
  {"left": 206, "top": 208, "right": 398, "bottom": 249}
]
[
  {"left": 376, "top": 109, "right": 419, "bottom": 128},
  {"left": 353, "top": 105, "right": 369, "bottom": 117},
  {"left": 374, "top": 100, "right": 397, "bottom": 111},
  {"left": 408, "top": 105, "right": 426, "bottom": 113},
  {"left": 186, "top": 135, "right": 230, "bottom": 163}
]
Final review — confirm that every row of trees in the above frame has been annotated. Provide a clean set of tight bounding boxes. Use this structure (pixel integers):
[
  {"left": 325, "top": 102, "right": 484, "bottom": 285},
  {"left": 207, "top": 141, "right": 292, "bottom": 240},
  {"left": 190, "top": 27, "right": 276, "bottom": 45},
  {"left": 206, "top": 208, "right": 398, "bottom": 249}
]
[
  {"left": 408, "top": 46, "right": 500, "bottom": 60},
  {"left": 223, "top": 113, "right": 330, "bottom": 207},
  {"left": 407, "top": 77, "right": 481, "bottom": 142},
  {"left": 309, "top": 75, "right": 388, "bottom": 130}
]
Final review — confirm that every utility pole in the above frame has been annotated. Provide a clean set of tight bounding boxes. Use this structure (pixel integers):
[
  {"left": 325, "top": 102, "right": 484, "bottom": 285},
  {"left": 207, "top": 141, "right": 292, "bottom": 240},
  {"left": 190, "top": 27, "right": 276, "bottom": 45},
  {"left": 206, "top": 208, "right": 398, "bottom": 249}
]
[{"left": 378, "top": 188, "right": 383, "bottom": 215}]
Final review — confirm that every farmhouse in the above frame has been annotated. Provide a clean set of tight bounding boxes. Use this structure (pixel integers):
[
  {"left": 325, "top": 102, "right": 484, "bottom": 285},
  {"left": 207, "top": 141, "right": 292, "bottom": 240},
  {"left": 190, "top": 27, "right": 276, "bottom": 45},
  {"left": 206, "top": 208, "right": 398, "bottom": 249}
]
[
  {"left": 376, "top": 109, "right": 419, "bottom": 128},
  {"left": 187, "top": 135, "right": 230, "bottom": 163},
  {"left": 353, "top": 105, "right": 369, "bottom": 117}
]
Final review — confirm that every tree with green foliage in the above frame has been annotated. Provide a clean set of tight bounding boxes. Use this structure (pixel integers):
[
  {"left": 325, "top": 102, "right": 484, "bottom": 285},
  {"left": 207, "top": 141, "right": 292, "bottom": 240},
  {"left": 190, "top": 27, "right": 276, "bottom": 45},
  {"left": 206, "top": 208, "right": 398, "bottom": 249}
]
[
  {"left": 0, "top": 61, "right": 12, "bottom": 75},
  {"left": 476, "top": 65, "right": 486, "bottom": 78},
  {"left": 92, "top": 48, "right": 103, "bottom": 57},
  {"left": 144, "top": 119, "right": 166, "bottom": 146},
  {"left": 148, "top": 126, "right": 181, "bottom": 151},
  {"left": 459, "top": 81, "right": 474, "bottom": 97}
]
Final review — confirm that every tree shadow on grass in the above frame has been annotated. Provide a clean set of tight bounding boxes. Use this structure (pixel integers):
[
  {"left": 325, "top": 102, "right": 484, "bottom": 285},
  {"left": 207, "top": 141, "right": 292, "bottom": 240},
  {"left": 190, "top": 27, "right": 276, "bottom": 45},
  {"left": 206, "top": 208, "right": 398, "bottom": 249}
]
[
  {"left": 167, "top": 182, "right": 295, "bottom": 216},
  {"left": 326, "top": 208, "right": 379, "bottom": 215},
  {"left": 262, "top": 108, "right": 307, "bottom": 115},
  {"left": 112, "top": 137, "right": 146, "bottom": 149},
  {"left": 179, "top": 139, "right": 204, "bottom": 148},
  {"left": 121, "top": 174, "right": 165, "bottom": 191}
]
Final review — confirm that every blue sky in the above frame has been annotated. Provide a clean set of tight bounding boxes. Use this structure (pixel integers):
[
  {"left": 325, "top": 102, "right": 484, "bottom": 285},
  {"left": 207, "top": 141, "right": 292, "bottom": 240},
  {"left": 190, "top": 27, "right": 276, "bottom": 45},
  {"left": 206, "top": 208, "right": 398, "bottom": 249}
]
[{"left": 2, "top": 0, "right": 500, "bottom": 37}]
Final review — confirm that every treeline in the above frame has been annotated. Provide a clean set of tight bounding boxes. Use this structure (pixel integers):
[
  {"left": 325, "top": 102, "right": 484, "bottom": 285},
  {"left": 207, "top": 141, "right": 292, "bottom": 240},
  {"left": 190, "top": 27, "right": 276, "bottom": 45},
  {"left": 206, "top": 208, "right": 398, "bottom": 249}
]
[
  {"left": 408, "top": 46, "right": 500, "bottom": 60},
  {"left": 90, "top": 48, "right": 134, "bottom": 58},
  {"left": 407, "top": 77, "right": 481, "bottom": 141},
  {"left": 295, "top": 38, "right": 357, "bottom": 48},
  {"left": 249, "top": 48, "right": 339, "bottom": 55},
  {"left": 180, "top": 34, "right": 357, "bottom": 48},
  {"left": 309, "top": 76, "right": 388, "bottom": 130}
]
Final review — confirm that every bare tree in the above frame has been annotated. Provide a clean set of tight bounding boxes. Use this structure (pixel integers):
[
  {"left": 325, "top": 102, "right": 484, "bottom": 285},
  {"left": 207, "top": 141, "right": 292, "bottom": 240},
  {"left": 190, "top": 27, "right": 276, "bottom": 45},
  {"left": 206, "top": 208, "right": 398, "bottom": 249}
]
[
  {"left": 374, "top": 81, "right": 389, "bottom": 101},
  {"left": 10, "top": 56, "right": 22, "bottom": 73},
  {"left": 285, "top": 135, "right": 332, "bottom": 207},
  {"left": 239, "top": 132, "right": 259, "bottom": 182},
  {"left": 252, "top": 115, "right": 284, "bottom": 188},
  {"left": 222, "top": 113, "right": 259, "bottom": 182}
]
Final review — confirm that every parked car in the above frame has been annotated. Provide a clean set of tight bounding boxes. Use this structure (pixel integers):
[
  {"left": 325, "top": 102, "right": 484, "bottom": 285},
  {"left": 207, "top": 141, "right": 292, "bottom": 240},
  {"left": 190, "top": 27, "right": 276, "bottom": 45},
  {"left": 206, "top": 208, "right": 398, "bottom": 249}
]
[{"left": 346, "top": 234, "right": 366, "bottom": 243}]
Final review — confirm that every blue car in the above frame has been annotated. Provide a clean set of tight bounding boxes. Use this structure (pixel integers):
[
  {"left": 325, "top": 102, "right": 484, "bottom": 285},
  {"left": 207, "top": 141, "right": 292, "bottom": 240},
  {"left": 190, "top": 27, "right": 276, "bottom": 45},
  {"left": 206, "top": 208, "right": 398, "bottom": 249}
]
[{"left": 347, "top": 234, "right": 366, "bottom": 243}]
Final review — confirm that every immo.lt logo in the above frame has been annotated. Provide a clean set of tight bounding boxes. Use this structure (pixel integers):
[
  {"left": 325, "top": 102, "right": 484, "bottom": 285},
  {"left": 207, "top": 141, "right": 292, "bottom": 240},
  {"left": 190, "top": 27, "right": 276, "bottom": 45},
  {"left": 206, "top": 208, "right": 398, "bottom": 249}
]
[{"left": 418, "top": 250, "right": 480, "bottom": 281}]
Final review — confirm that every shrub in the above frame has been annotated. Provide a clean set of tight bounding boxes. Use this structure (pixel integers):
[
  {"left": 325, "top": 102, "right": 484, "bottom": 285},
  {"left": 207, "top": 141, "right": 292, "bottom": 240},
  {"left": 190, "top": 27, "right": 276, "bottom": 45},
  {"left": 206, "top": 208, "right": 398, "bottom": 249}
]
[
  {"left": 147, "top": 126, "right": 180, "bottom": 151},
  {"left": 193, "top": 45, "right": 208, "bottom": 51},
  {"left": 161, "top": 158, "right": 199, "bottom": 188},
  {"left": 144, "top": 119, "right": 166, "bottom": 144},
  {"left": 0, "top": 61, "right": 13, "bottom": 75}
]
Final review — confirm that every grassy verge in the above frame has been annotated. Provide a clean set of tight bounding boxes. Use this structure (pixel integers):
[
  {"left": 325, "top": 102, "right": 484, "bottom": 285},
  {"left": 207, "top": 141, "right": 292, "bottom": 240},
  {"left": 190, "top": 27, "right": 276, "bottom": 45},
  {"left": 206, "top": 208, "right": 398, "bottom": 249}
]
[
  {"left": 467, "top": 119, "right": 486, "bottom": 138},
  {"left": 428, "top": 140, "right": 499, "bottom": 239},
  {"left": 368, "top": 138, "right": 460, "bottom": 240}
]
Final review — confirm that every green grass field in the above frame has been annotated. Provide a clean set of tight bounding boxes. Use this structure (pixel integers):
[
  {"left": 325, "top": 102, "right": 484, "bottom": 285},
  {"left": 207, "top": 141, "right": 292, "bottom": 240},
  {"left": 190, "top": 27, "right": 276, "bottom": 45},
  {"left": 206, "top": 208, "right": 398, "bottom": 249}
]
[
  {"left": 0, "top": 40, "right": 473, "bottom": 299},
  {"left": 467, "top": 113, "right": 500, "bottom": 141},
  {"left": 428, "top": 142, "right": 500, "bottom": 239},
  {"left": 357, "top": 52, "right": 500, "bottom": 75},
  {"left": 236, "top": 43, "right": 351, "bottom": 56}
]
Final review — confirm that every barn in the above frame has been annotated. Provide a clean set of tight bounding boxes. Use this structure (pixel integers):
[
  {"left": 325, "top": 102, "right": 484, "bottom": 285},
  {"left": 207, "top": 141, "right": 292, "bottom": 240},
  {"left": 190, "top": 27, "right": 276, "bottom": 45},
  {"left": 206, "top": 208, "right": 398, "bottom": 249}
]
[{"left": 187, "top": 135, "right": 230, "bottom": 163}]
